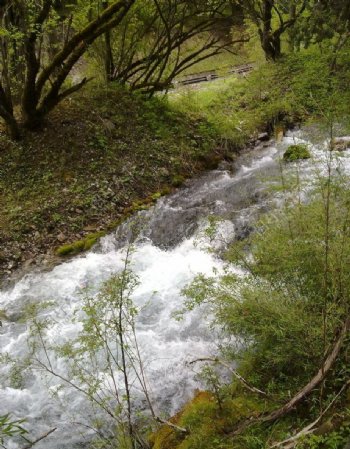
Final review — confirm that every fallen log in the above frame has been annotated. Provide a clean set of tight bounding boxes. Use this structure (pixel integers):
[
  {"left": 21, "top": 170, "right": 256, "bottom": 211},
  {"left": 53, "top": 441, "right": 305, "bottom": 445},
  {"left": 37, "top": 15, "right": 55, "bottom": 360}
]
[
  {"left": 270, "top": 379, "right": 350, "bottom": 449},
  {"left": 262, "top": 316, "right": 350, "bottom": 423},
  {"left": 230, "top": 316, "right": 350, "bottom": 436}
]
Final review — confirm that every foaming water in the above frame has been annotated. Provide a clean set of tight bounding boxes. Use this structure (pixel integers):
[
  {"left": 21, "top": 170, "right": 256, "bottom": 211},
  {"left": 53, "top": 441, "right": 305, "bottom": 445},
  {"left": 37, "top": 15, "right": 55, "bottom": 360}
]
[{"left": 1, "top": 128, "right": 350, "bottom": 448}]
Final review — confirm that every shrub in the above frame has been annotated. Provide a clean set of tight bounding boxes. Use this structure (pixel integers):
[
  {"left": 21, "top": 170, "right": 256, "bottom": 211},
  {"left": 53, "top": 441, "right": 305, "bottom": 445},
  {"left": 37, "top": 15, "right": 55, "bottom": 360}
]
[{"left": 283, "top": 144, "right": 311, "bottom": 162}]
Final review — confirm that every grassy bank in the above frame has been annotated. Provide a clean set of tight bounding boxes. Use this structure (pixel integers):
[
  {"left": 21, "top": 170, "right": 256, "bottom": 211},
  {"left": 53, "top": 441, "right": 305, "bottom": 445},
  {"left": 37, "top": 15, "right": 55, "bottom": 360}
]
[{"left": 2, "top": 45, "right": 348, "bottom": 282}]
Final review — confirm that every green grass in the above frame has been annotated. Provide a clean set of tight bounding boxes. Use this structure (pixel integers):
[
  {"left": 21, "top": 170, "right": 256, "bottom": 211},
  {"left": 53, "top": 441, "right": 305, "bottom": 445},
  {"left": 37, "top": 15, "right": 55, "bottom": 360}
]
[{"left": 169, "top": 62, "right": 289, "bottom": 147}]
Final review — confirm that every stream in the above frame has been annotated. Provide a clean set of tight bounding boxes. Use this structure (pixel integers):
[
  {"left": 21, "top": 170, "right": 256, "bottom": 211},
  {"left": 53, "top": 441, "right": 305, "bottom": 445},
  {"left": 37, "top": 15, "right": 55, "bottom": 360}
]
[{"left": 1, "top": 128, "right": 350, "bottom": 449}]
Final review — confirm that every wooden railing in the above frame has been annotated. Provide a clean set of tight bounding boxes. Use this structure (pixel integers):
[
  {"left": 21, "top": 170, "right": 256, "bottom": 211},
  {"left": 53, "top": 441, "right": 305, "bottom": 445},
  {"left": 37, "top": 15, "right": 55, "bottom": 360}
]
[{"left": 174, "top": 63, "right": 254, "bottom": 87}]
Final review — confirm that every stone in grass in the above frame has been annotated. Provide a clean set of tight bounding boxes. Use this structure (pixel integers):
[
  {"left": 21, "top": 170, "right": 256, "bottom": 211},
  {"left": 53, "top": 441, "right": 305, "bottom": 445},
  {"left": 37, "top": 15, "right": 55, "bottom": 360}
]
[{"left": 283, "top": 144, "right": 311, "bottom": 162}]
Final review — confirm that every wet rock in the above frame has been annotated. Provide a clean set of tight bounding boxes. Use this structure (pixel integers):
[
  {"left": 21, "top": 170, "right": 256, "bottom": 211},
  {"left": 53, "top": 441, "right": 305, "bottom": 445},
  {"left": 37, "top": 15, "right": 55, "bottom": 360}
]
[
  {"left": 257, "top": 132, "right": 269, "bottom": 142},
  {"left": 332, "top": 137, "right": 350, "bottom": 151},
  {"left": 84, "top": 225, "right": 96, "bottom": 232},
  {"left": 0, "top": 251, "right": 6, "bottom": 262},
  {"left": 23, "top": 258, "right": 34, "bottom": 269},
  {"left": 218, "top": 160, "right": 233, "bottom": 170},
  {"left": 159, "top": 167, "right": 170, "bottom": 177}
]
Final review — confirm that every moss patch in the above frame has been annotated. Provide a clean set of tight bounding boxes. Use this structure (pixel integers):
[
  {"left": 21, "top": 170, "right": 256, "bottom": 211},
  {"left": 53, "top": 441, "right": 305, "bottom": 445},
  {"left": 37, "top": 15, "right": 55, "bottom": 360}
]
[
  {"left": 171, "top": 175, "right": 186, "bottom": 187},
  {"left": 149, "top": 389, "right": 272, "bottom": 449},
  {"left": 56, "top": 231, "right": 106, "bottom": 256}
]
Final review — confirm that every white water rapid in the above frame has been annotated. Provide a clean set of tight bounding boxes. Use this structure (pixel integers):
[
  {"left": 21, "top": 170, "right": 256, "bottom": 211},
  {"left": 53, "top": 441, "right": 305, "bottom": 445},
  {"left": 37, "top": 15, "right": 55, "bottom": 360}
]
[{"left": 1, "top": 127, "right": 350, "bottom": 448}]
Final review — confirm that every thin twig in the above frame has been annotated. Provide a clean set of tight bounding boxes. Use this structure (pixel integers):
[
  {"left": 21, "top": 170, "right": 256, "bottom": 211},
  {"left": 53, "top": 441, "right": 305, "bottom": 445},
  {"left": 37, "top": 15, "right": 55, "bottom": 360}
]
[
  {"left": 22, "top": 428, "right": 57, "bottom": 449},
  {"left": 189, "top": 357, "right": 267, "bottom": 396},
  {"left": 154, "top": 417, "right": 187, "bottom": 433}
]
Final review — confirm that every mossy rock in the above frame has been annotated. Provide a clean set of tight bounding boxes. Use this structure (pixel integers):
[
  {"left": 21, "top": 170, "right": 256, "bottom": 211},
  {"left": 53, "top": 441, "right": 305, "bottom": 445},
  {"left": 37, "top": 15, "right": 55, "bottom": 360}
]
[
  {"left": 56, "top": 231, "right": 105, "bottom": 257},
  {"left": 171, "top": 175, "right": 186, "bottom": 187},
  {"left": 151, "top": 192, "right": 162, "bottom": 201},
  {"left": 149, "top": 391, "right": 214, "bottom": 449},
  {"left": 283, "top": 144, "right": 311, "bottom": 162}
]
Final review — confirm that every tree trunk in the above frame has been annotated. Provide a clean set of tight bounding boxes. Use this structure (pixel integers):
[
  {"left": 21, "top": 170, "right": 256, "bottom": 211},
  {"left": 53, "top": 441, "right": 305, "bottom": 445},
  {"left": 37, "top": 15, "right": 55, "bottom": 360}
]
[
  {"left": 103, "top": 1, "right": 115, "bottom": 81},
  {"left": 259, "top": 0, "right": 282, "bottom": 61},
  {"left": 104, "top": 28, "right": 115, "bottom": 81},
  {"left": 261, "top": 32, "right": 282, "bottom": 61},
  {"left": 0, "top": 81, "right": 21, "bottom": 139},
  {"left": 21, "top": 88, "right": 41, "bottom": 130},
  {"left": 6, "top": 115, "right": 21, "bottom": 140},
  {"left": 22, "top": 112, "right": 44, "bottom": 130},
  {"left": 288, "top": 4, "right": 297, "bottom": 52}
]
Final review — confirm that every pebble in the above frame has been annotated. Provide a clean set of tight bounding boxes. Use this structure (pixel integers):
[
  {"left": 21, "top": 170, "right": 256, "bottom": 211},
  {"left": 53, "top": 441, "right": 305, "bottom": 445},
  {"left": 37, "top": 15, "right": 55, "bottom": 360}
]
[{"left": 57, "top": 232, "right": 66, "bottom": 242}]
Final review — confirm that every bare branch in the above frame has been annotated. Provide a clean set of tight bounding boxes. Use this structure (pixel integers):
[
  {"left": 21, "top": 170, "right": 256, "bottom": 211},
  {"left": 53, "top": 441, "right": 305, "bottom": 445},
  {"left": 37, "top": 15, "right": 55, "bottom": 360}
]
[
  {"left": 22, "top": 428, "right": 57, "bottom": 449},
  {"left": 154, "top": 417, "right": 188, "bottom": 434},
  {"left": 262, "top": 316, "right": 350, "bottom": 423},
  {"left": 189, "top": 357, "right": 268, "bottom": 397}
]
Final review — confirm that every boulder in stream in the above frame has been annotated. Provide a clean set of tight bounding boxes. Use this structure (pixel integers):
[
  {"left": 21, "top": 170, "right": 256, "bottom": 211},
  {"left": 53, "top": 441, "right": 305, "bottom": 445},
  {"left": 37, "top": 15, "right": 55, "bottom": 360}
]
[{"left": 332, "top": 137, "right": 350, "bottom": 151}]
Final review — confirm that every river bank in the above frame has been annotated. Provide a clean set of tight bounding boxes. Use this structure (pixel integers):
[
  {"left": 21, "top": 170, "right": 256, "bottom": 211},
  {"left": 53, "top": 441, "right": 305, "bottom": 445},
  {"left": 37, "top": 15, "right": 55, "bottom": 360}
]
[
  {"left": 0, "top": 80, "right": 283, "bottom": 285},
  {"left": 0, "top": 87, "right": 227, "bottom": 282}
]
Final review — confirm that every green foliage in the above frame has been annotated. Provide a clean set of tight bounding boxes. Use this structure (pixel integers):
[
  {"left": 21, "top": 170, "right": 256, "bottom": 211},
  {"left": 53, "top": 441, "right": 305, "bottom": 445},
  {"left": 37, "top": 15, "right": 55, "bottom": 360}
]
[
  {"left": 184, "top": 170, "right": 350, "bottom": 393},
  {"left": 89, "top": 0, "right": 233, "bottom": 93},
  {"left": 0, "top": 414, "right": 27, "bottom": 445},
  {"left": 175, "top": 137, "right": 350, "bottom": 447},
  {"left": 27, "top": 247, "right": 154, "bottom": 447},
  {"left": 299, "top": 426, "right": 350, "bottom": 449},
  {"left": 170, "top": 42, "right": 350, "bottom": 147},
  {"left": 283, "top": 144, "right": 311, "bottom": 161}
]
